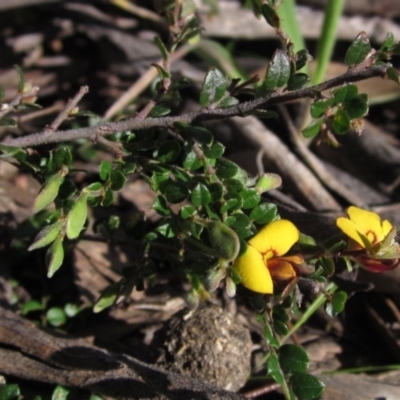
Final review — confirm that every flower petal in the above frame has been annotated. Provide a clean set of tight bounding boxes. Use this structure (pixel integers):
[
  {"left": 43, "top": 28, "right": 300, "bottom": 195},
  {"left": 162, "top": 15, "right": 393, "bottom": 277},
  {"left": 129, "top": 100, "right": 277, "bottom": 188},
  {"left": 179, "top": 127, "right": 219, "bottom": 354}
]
[
  {"left": 233, "top": 245, "right": 273, "bottom": 294},
  {"left": 268, "top": 259, "right": 297, "bottom": 281},
  {"left": 248, "top": 220, "right": 299, "bottom": 257},
  {"left": 347, "top": 206, "right": 386, "bottom": 242},
  {"left": 353, "top": 256, "right": 400, "bottom": 273},
  {"left": 336, "top": 217, "right": 370, "bottom": 248},
  {"left": 382, "top": 219, "right": 393, "bottom": 238}
]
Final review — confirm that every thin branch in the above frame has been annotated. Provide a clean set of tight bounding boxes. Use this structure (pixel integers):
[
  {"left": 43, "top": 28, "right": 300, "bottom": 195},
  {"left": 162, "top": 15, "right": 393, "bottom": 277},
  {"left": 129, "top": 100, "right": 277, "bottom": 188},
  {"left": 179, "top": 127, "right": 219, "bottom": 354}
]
[
  {"left": 43, "top": 85, "right": 89, "bottom": 134},
  {"left": 2, "top": 64, "right": 390, "bottom": 149}
]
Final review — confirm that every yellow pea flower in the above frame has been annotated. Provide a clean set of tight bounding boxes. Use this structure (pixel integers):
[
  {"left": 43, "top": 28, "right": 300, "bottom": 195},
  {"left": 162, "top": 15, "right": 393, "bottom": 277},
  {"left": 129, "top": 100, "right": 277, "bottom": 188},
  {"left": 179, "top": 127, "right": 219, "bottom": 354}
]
[
  {"left": 336, "top": 206, "right": 400, "bottom": 272},
  {"left": 233, "top": 220, "right": 303, "bottom": 294}
]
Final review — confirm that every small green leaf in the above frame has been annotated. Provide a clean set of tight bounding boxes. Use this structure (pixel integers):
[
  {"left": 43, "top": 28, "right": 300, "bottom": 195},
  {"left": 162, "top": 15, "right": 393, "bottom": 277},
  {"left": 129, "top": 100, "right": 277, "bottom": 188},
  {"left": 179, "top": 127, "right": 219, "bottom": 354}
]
[
  {"left": 390, "top": 42, "right": 400, "bottom": 56},
  {"left": 28, "top": 220, "right": 64, "bottom": 251},
  {"left": 14, "top": 64, "right": 25, "bottom": 93},
  {"left": 290, "top": 373, "right": 325, "bottom": 400},
  {"left": 386, "top": 67, "right": 400, "bottom": 84},
  {"left": 89, "top": 395, "right": 104, "bottom": 400},
  {"left": 180, "top": 205, "right": 196, "bottom": 219},
  {"left": 333, "top": 84, "right": 358, "bottom": 104},
  {"left": 33, "top": 166, "right": 68, "bottom": 213},
  {"left": 264, "top": 323, "right": 280, "bottom": 347},
  {"left": 175, "top": 123, "right": 214, "bottom": 145},
  {"left": 344, "top": 94, "right": 368, "bottom": 119},
  {"left": 225, "top": 178, "right": 245, "bottom": 192},
  {"left": 267, "top": 354, "right": 286, "bottom": 387},
  {"left": 156, "top": 218, "right": 175, "bottom": 238},
  {"left": 101, "top": 188, "right": 114, "bottom": 207},
  {"left": 302, "top": 119, "right": 324, "bottom": 139},
  {"left": 46, "top": 237, "right": 64, "bottom": 278},
  {"left": 326, "top": 290, "right": 347, "bottom": 317},
  {"left": 199, "top": 67, "right": 227, "bottom": 106},
  {"left": 249, "top": 203, "right": 278, "bottom": 224},
  {"left": 215, "top": 158, "right": 239, "bottom": 179},
  {"left": 264, "top": 50, "right": 291, "bottom": 90},
  {"left": 203, "top": 220, "right": 240, "bottom": 262},
  {"left": 151, "top": 63, "right": 170, "bottom": 79},
  {"left": 86, "top": 182, "right": 103, "bottom": 194},
  {"left": 183, "top": 149, "right": 202, "bottom": 170},
  {"left": 155, "top": 141, "right": 181, "bottom": 163},
  {"left": 21, "top": 300, "right": 44, "bottom": 315},
  {"left": 295, "top": 49, "right": 312, "bottom": 70},
  {"left": 310, "top": 99, "right": 334, "bottom": 118},
  {"left": 152, "top": 195, "right": 170, "bottom": 216},
  {"left": 223, "top": 192, "right": 243, "bottom": 211},
  {"left": 110, "top": 170, "right": 127, "bottom": 191},
  {"left": 46, "top": 307, "right": 67, "bottom": 327},
  {"left": 261, "top": 3, "right": 280, "bottom": 29},
  {"left": 154, "top": 36, "right": 169, "bottom": 60},
  {"left": 191, "top": 183, "right": 211, "bottom": 207},
  {"left": 159, "top": 180, "right": 189, "bottom": 203},
  {"left": 94, "top": 281, "right": 122, "bottom": 313},
  {"left": 379, "top": 32, "right": 394, "bottom": 52},
  {"left": 219, "top": 96, "right": 239, "bottom": 108},
  {"left": 205, "top": 267, "right": 226, "bottom": 292},
  {"left": 279, "top": 344, "right": 309, "bottom": 373},
  {"left": 203, "top": 141, "right": 225, "bottom": 158},
  {"left": 51, "top": 386, "right": 69, "bottom": 400},
  {"left": 64, "top": 303, "right": 81, "bottom": 317},
  {"left": 0, "top": 383, "right": 20, "bottom": 400},
  {"left": 99, "top": 160, "right": 112, "bottom": 181},
  {"left": 344, "top": 32, "right": 371, "bottom": 66},
  {"left": 51, "top": 147, "right": 73, "bottom": 168},
  {"left": 220, "top": 197, "right": 240, "bottom": 214},
  {"left": 66, "top": 193, "right": 88, "bottom": 239},
  {"left": 273, "top": 305, "right": 290, "bottom": 324},
  {"left": 209, "top": 182, "right": 224, "bottom": 202},
  {"left": 0, "top": 117, "right": 16, "bottom": 127},
  {"left": 255, "top": 173, "right": 282, "bottom": 193},
  {"left": 273, "top": 320, "right": 289, "bottom": 336},
  {"left": 239, "top": 188, "right": 261, "bottom": 209},
  {"left": 332, "top": 109, "right": 351, "bottom": 135},
  {"left": 287, "top": 73, "right": 310, "bottom": 90},
  {"left": 225, "top": 213, "right": 253, "bottom": 238}
]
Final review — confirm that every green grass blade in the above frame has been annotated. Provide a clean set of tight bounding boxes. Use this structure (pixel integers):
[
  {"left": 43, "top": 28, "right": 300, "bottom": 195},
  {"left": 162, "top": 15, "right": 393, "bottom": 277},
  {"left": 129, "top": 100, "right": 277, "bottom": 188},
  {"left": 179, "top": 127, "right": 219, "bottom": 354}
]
[{"left": 312, "top": 0, "right": 346, "bottom": 84}]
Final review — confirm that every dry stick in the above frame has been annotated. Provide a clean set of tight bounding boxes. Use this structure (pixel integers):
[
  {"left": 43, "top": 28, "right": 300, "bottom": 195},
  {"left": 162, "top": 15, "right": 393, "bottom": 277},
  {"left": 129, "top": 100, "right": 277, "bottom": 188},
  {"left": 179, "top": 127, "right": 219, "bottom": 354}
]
[
  {"left": 278, "top": 104, "right": 368, "bottom": 208},
  {"left": 43, "top": 85, "right": 89, "bottom": 134},
  {"left": 3, "top": 64, "right": 391, "bottom": 149},
  {"left": 0, "top": 85, "right": 40, "bottom": 120},
  {"left": 231, "top": 115, "right": 340, "bottom": 211},
  {"left": 17, "top": 101, "right": 64, "bottom": 123},
  {"left": 103, "top": 44, "right": 193, "bottom": 120}
]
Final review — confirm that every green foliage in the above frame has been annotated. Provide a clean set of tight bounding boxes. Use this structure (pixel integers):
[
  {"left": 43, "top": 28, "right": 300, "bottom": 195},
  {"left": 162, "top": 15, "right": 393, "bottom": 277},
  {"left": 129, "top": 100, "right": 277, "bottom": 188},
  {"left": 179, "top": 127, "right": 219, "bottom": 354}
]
[{"left": 3, "top": 2, "right": 400, "bottom": 399}]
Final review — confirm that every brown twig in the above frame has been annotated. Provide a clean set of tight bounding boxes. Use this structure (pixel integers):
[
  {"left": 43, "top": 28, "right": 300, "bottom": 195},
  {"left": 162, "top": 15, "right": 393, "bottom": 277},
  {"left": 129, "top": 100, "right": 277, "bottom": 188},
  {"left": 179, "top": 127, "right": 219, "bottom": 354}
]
[
  {"left": 2, "top": 64, "right": 391, "bottom": 149},
  {"left": 278, "top": 104, "right": 368, "bottom": 208},
  {"left": 43, "top": 85, "right": 89, "bottom": 134}
]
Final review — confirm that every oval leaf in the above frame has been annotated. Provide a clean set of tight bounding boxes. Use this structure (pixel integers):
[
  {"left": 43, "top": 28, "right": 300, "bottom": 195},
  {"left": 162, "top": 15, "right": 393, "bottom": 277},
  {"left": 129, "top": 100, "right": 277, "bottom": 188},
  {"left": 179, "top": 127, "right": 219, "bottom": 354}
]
[
  {"left": 204, "top": 220, "right": 240, "bottom": 262},
  {"left": 279, "top": 344, "right": 309, "bottom": 373},
  {"left": 344, "top": 32, "right": 371, "bottom": 67},
  {"left": 66, "top": 193, "right": 88, "bottom": 239},
  {"left": 46, "top": 237, "right": 64, "bottom": 278},
  {"left": 199, "top": 67, "right": 227, "bottom": 107},
  {"left": 33, "top": 167, "right": 68, "bottom": 213},
  {"left": 264, "top": 50, "right": 291, "bottom": 90},
  {"left": 191, "top": 183, "right": 211, "bottom": 207},
  {"left": 28, "top": 220, "right": 64, "bottom": 251},
  {"left": 290, "top": 372, "right": 325, "bottom": 400}
]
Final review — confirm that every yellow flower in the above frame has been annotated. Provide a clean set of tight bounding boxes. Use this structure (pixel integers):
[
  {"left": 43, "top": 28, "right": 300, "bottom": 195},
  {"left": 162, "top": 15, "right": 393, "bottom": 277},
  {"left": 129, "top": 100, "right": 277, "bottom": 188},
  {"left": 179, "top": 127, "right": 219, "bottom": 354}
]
[
  {"left": 336, "top": 206, "right": 400, "bottom": 272},
  {"left": 336, "top": 206, "right": 392, "bottom": 251},
  {"left": 233, "top": 220, "right": 303, "bottom": 294}
]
